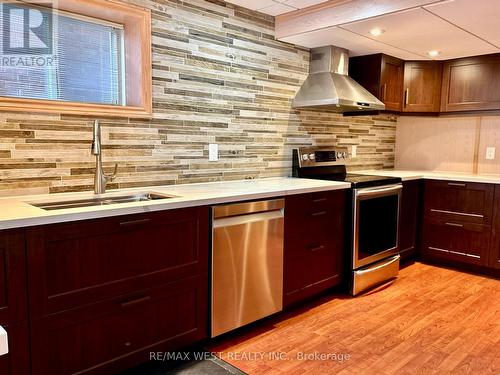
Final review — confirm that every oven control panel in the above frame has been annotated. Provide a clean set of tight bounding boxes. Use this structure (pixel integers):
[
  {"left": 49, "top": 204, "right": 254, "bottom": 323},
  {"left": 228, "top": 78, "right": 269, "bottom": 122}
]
[{"left": 294, "top": 147, "right": 349, "bottom": 167}]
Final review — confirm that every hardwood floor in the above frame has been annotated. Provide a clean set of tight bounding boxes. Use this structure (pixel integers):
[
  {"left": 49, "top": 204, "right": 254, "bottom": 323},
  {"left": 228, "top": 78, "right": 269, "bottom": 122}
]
[{"left": 210, "top": 262, "right": 500, "bottom": 374}]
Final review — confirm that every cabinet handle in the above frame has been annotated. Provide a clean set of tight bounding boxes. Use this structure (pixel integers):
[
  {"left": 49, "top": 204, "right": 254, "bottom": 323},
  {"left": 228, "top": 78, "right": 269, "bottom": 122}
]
[
  {"left": 308, "top": 244, "right": 325, "bottom": 252},
  {"left": 119, "top": 218, "right": 151, "bottom": 227},
  {"left": 447, "top": 182, "right": 466, "bottom": 187},
  {"left": 312, "top": 198, "right": 327, "bottom": 203},
  {"left": 120, "top": 295, "right": 151, "bottom": 308},
  {"left": 311, "top": 211, "right": 327, "bottom": 217},
  {"left": 381, "top": 83, "right": 387, "bottom": 101},
  {"left": 404, "top": 88, "right": 409, "bottom": 107},
  {"left": 445, "top": 222, "right": 464, "bottom": 228}
]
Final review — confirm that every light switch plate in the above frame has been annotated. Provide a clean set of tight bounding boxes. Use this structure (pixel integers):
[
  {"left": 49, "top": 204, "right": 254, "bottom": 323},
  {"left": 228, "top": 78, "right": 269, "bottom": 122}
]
[
  {"left": 486, "top": 147, "right": 496, "bottom": 160},
  {"left": 0, "top": 325, "right": 8, "bottom": 356},
  {"left": 350, "top": 145, "right": 357, "bottom": 158},
  {"left": 209, "top": 143, "right": 218, "bottom": 161}
]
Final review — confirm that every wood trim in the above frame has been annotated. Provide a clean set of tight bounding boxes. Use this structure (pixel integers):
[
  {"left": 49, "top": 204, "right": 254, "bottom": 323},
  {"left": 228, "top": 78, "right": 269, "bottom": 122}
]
[
  {"left": 275, "top": 0, "right": 442, "bottom": 39},
  {"left": 0, "top": 0, "right": 152, "bottom": 118}
]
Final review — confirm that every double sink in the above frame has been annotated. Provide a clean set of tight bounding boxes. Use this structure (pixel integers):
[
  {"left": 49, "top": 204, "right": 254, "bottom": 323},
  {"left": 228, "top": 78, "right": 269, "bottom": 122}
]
[{"left": 30, "top": 192, "right": 177, "bottom": 211}]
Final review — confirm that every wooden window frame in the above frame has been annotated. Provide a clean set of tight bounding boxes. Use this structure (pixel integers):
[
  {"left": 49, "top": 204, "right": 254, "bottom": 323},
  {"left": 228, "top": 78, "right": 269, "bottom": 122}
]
[{"left": 0, "top": 0, "right": 152, "bottom": 118}]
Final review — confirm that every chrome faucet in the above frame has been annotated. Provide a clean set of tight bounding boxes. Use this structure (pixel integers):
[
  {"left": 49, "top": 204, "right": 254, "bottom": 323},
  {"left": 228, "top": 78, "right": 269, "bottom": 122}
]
[{"left": 92, "top": 120, "right": 117, "bottom": 194}]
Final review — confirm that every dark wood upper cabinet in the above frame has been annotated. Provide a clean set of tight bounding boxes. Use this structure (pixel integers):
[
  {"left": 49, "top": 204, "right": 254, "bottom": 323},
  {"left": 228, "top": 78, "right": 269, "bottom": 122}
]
[
  {"left": 441, "top": 53, "right": 500, "bottom": 112},
  {"left": 402, "top": 61, "right": 443, "bottom": 112},
  {"left": 349, "top": 54, "right": 404, "bottom": 111}
]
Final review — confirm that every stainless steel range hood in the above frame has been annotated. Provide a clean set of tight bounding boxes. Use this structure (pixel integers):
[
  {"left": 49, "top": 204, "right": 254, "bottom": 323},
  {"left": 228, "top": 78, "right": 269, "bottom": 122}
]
[{"left": 292, "top": 46, "right": 385, "bottom": 112}]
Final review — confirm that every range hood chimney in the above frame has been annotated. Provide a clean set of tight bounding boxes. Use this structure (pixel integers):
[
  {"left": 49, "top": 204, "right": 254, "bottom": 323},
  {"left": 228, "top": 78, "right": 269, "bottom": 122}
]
[{"left": 292, "top": 46, "right": 385, "bottom": 113}]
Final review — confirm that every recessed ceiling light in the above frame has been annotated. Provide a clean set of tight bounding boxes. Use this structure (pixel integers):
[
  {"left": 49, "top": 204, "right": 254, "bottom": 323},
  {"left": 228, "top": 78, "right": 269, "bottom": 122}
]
[
  {"left": 428, "top": 50, "right": 441, "bottom": 57},
  {"left": 369, "top": 28, "right": 385, "bottom": 36}
]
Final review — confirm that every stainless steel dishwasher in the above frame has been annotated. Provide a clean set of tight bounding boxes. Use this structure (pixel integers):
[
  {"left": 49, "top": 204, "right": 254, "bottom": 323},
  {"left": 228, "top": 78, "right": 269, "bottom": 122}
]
[{"left": 211, "top": 199, "right": 284, "bottom": 337}]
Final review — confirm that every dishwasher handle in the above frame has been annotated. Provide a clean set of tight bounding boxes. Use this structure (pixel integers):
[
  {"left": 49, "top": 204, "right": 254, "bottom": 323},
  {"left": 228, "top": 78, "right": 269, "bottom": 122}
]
[
  {"left": 213, "top": 209, "right": 284, "bottom": 228},
  {"left": 213, "top": 199, "right": 284, "bottom": 219}
]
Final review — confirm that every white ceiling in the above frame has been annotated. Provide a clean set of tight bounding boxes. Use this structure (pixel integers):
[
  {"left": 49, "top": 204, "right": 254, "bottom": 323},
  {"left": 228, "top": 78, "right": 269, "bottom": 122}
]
[
  {"left": 225, "top": 0, "right": 500, "bottom": 60},
  {"left": 225, "top": 0, "right": 328, "bottom": 16}
]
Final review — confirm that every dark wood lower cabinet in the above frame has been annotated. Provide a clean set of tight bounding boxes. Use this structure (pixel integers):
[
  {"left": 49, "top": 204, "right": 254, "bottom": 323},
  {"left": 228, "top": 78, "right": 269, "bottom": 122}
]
[
  {"left": 398, "top": 180, "right": 421, "bottom": 259},
  {"left": 421, "top": 218, "right": 491, "bottom": 266},
  {"left": 27, "top": 206, "right": 210, "bottom": 375},
  {"left": 30, "top": 276, "right": 207, "bottom": 375},
  {"left": 0, "top": 323, "right": 30, "bottom": 375},
  {"left": 0, "top": 230, "right": 29, "bottom": 375},
  {"left": 284, "top": 190, "right": 347, "bottom": 306},
  {"left": 489, "top": 186, "right": 500, "bottom": 269}
]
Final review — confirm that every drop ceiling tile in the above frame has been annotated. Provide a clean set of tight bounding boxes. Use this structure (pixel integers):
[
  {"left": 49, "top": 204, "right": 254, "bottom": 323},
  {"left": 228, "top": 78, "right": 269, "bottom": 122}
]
[
  {"left": 281, "top": 26, "right": 426, "bottom": 60},
  {"left": 280, "top": 0, "right": 329, "bottom": 8},
  {"left": 341, "top": 7, "right": 498, "bottom": 60},
  {"left": 258, "top": 2, "right": 297, "bottom": 16},
  {"left": 224, "top": 0, "right": 276, "bottom": 11},
  {"left": 425, "top": 0, "right": 500, "bottom": 48}
]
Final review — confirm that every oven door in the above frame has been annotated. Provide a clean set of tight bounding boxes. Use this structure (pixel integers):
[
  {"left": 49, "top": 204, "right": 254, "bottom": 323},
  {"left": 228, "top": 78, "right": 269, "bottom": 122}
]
[{"left": 353, "top": 184, "right": 402, "bottom": 269}]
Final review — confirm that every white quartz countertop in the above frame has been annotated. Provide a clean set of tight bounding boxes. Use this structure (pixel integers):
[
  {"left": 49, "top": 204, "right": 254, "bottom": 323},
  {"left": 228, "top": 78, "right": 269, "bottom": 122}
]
[
  {"left": 0, "top": 177, "right": 350, "bottom": 230},
  {"left": 356, "top": 170, "right": 500, "bottom": 184}
]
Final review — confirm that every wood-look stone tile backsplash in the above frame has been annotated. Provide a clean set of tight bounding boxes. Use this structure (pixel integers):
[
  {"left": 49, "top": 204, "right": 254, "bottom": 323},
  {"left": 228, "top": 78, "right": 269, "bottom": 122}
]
[{"left": 0, "top": 0, "right": 396, "bottom": 197}]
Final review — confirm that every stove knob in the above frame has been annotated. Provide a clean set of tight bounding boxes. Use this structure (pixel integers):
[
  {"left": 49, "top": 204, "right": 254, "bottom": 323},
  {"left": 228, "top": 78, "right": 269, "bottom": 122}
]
[
  {"left": 308, "top": 153, "right": 315, "bottom": 160},
  {"left": 337, "top": 152, "right": 343, "bottom": 159},
  {"left": 301, "top": 154, "right": 309, "bottom": 161},
  {"left": 342, "top": 152, "right": 348, "bottom": 158}
]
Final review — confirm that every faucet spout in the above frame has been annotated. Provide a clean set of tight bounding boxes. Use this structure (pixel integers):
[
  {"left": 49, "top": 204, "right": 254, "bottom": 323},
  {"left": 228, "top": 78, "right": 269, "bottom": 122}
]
[
  {"left": 92, "top": 120, "right": 117, "bottom": 194},
  {"left": 91, "top": 119, "right": 101, "bottom": 156}
]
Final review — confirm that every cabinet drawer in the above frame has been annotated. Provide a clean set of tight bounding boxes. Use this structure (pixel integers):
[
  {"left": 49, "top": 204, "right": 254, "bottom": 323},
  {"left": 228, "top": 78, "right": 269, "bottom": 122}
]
[
  {"left": 422, "top": 218, "right": 491, "bottom": 265},
  {"left": 27, "top": 207, "right": 209, "bottom": 317},
  {"left": 424, "top": 180, "right": 494, "bottom": 224},
  {"left": 285, "top": 190, "right": 346, "bottom": 254},
  {"left": 31, "top": 276, "right": 208, "bottom": 375}
]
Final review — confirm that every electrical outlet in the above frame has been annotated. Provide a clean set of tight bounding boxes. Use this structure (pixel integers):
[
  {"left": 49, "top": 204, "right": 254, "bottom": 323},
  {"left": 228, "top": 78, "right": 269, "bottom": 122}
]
[
  {"left": 209, "top": 143, "right": 218, "bottom": 161},
  {"left": 486, "top": 147, "right": 496, "bottom": 160}
]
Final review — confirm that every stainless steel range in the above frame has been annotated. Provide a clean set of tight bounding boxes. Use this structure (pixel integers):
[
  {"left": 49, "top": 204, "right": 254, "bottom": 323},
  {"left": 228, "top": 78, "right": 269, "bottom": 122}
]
[{"left": 292, "top": 147, "right": 403, "bottom": 295}]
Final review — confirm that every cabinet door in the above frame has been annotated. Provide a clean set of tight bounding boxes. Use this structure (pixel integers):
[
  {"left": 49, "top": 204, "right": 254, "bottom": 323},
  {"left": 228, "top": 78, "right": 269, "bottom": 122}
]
[
  {"left": 284, "top": 190, "right": 346, "bottom": 306},
  {"left": 0, "top": 230, "right": 26, "bottom": 325},
  {"left": 489, "top": 186, "right": 500, "bottom": 269},
  {"left": 380, "top": 55, "right": 404, "bottom": 111},
  {"left": 441, "top": 54, "right": 500, "bottom": 112},
  {"left": 0, "top": 323, "right": 30, "bottom": 375},
  {"left": 398, "top": 180, "right": 421, "bottom": 258},
  {"left": 27, "top": 207, "right": 209, "bottom": 317},
  {"left": 31, "top": 276, "right": 207, "bottom": 375},
  {"left": 403, "top": 61, "right": 442, "bottom": 112}
]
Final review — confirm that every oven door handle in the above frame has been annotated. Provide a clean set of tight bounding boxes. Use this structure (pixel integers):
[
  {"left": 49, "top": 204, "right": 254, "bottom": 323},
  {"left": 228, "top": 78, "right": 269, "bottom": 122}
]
[
  {"left": 355, "top": 255, "right": 401, "bottom": 275},
  {"left": 355, "top": 184, "right": 402, "bottom": 198}
]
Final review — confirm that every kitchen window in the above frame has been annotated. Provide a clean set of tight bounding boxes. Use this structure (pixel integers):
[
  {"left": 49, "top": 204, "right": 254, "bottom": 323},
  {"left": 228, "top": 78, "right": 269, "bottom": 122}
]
[
  {"left": 0, "top": 0, "right": 151, "bottom": 117},
  {"left": 0, "top": 6, "right": 125, "bottom": 105}
]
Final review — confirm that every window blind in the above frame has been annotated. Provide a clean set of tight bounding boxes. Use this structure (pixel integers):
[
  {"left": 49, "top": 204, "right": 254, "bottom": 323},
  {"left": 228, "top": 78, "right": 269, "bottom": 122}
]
[{"left": 0, "top": 4, "right": 125, "bottom": 105}]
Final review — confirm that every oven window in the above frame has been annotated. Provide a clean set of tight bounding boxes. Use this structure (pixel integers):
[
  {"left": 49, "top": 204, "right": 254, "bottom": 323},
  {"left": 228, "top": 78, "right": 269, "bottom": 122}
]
[{"left": 357, "top": 194, "right": 399, "bottom": 260}]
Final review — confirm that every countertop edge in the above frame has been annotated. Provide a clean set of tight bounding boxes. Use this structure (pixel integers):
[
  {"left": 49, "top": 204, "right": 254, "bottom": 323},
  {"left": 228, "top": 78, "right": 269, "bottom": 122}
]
[{"left": 0, "top": 179, "right": 351, "bottom": 231}]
